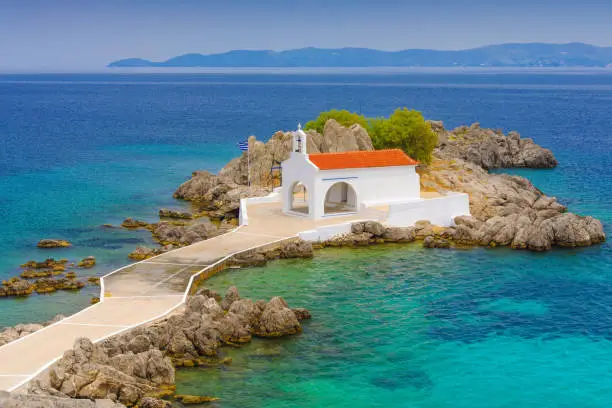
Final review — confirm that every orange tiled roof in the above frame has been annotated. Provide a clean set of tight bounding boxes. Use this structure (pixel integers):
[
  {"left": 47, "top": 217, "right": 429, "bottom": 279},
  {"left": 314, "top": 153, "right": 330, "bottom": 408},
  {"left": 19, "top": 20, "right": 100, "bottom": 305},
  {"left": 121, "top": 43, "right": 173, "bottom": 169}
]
[{"left": 308, "top": 149, "right": 418, "bottom": 170}]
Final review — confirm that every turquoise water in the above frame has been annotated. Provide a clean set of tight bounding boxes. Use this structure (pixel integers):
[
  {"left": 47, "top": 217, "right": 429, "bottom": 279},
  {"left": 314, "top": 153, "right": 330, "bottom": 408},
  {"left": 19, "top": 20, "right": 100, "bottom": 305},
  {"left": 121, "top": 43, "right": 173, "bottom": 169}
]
[
  {"left": 183, "top": 243, "right": 611, "bottom": 408},
  {"left": 0, "top": 71, "right": 611, "bottom": 406}
]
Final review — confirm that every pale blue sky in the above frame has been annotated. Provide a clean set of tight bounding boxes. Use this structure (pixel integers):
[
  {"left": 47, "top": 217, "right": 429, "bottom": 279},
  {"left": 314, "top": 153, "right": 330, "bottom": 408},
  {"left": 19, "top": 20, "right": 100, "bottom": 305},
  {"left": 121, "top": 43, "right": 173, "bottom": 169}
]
[{"left": 1, "top": 0, "right": 611, "bottom": 70}]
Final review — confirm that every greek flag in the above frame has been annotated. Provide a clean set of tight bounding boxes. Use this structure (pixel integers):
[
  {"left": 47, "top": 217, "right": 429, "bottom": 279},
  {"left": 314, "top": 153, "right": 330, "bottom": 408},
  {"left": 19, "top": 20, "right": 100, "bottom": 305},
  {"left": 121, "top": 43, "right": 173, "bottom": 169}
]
[{"left": 237, "top": 141, "right": 249, "bottom": 151}]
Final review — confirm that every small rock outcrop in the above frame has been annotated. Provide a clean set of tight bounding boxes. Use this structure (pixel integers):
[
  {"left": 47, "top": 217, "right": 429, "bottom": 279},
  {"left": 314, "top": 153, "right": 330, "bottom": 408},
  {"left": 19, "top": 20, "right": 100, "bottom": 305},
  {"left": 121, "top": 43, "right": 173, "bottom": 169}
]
[
  {"left": 78, "top": 256, "right": 96, "bottom": 268},
  {"left": 432, "top": 122, "right": 557, "bottom": 169},
  {"left": 326, "top": 222, "right": 416, "bottom": 247},
  {"left": 230, "top": 239, "right": 313, "bottom": 268},
  {"left": 128, "top": 246, "right": 157, "bottom": 261},
  {"left": 158, "top": 208, "right": 193, "bottom": 219},
  {"left": 37, "top": 239, "right": 72, "bottom": 248}
]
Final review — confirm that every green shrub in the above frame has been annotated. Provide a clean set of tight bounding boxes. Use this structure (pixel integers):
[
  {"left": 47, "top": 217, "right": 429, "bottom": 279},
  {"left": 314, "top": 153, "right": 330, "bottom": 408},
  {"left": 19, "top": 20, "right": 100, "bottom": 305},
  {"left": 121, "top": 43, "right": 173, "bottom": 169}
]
[
  {"left": 306, "top": 107, "right": 438, "bottom": 164},
  {"left": 304, "top": 109, "right": 369, "bottom": 134},
  {"left": 369, "top": 108, "right": 438, "bottom": 164}
]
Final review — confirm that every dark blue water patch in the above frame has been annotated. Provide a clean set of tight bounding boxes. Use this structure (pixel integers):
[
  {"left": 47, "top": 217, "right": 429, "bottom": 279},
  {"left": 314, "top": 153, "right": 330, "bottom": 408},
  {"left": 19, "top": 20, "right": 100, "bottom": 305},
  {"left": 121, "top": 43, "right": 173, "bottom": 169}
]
[
  {"left": 426, "top": 270, "right": 612, "bottom": 343},
  {"left": 371, "top": 368, "right": 432, "bottom": 390}
]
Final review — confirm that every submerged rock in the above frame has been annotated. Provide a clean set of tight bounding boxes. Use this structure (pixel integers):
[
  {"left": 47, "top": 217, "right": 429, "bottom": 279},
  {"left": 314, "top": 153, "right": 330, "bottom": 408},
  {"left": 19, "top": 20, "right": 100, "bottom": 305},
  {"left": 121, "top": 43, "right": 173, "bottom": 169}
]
[
  {"left": 37, "top": 239, "right": 72, "bottom": 248},
  {"left": 120, "top": 218, "right": 150, "bottom": 229},
  {"left": 158, "top": 208, "right": 193, "bottom": 219},
  {"left": 78, "top": 256, "right": 96, "bottom": 268},
  {"left": 174, "top": 394, "right": 219, "bottom": 404}
]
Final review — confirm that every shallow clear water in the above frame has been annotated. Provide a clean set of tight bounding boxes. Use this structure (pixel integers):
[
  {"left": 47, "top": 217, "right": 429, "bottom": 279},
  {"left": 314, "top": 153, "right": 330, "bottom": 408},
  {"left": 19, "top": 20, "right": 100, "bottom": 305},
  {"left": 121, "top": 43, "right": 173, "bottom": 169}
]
[
  {"left": 187, "top": 242, "right": 611, "bottom": 408},
  {"left": 0, "top": 70, "right": 611, "bottom": 406}
]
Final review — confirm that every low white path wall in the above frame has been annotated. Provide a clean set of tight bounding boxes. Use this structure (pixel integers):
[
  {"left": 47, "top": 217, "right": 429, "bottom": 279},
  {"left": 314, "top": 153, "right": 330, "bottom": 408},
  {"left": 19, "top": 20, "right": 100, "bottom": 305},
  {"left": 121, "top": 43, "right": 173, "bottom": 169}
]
[
  {"left": 239, "top": 190, "right": 281, "bottom": 226},
  {"left": 298, "top": 222, "right": 353, "bottom": 242},
  {"left": 385, "top": 192, "right": 470, "bottom": 227}
]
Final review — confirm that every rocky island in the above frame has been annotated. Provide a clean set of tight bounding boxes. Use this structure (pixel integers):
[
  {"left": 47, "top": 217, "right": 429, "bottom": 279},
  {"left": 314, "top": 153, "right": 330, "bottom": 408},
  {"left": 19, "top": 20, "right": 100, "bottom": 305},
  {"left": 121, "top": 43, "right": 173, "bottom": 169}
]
[
  {"left": 1, "top": 113, "right": 606, "bottom": 407},
  {"left": 162, "top": 119, "right": 605, "bottom": 252}
]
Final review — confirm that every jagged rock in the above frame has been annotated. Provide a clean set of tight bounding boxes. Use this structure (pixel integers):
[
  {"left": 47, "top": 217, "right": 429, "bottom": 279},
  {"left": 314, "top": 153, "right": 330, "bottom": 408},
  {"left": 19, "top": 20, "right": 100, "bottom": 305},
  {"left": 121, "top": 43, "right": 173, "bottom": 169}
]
[
  {"left": 434, "top": 122, "right": 557, "bottom": 169},
  {"left": 254, "top": 297, "right": 301, "bottom": 337},
  {"left": 423, "top": 236, "right": 451, "bottom": 249},
  {"left": 138, "top": 397, "right": 171, "bottom": 408},
  {"left": 220, "top": 286, "right": 241, "bottom": 311},
  {"left": 326, "top": 232, "right": 373, "bottom": 246},
  {"left": 37, "top": 239, "right": 72, "bottom": 248},
  {"left": 153, "top": 218, "right": 218, "bottom": 246},
  {"left": 382, "top": 227, "right": 416, "bottom": 242},
  {"left": 49, "top": 338, "right": 174, "bottom": 406},
  {"left": 158, "top": 208, "right": 193, "bottom": 219},
  {"left": 363, "top": 221, "right": 385, "bottom": 236},
  {"left": 186, "top": 296, "right": 224, "bottom": 319},
  {"left": 414, "top": 220, "right": 435, "bottom": 239},
  {"left": 128, "top": 246, "right": 156, "bottom": 261},
  {"left": 78, "top": 256, "right": 96, "bottom": 268},
  {"left": 231, "top": 252, "right": 267, "bottom": 267},
  {"left": 195, "top": 287, "right": 221, "bottom": 301},
  {"left": 279, "top": 240, "right": 313, "bottom": 258}
]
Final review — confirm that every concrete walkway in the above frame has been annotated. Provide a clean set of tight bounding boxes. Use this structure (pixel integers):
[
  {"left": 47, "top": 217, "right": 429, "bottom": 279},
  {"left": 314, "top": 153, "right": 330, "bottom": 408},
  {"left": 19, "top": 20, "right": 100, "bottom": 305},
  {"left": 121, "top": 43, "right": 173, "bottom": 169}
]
[{"left": 0, "top": 201, "right": 386, "bottom": 392}]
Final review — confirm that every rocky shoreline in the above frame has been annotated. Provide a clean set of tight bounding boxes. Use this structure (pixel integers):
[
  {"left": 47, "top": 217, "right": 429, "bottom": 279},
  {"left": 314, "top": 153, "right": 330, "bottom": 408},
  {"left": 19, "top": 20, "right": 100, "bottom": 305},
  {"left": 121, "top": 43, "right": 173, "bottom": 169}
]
[{"left": 18, "top": 287, "right": 310, "bottom": 407}]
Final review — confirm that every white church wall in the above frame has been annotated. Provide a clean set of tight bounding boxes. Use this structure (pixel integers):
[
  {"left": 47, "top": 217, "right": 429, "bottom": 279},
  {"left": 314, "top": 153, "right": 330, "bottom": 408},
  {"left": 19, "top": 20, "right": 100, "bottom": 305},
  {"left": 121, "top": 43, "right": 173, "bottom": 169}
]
[
  {"left": 281, "top": 152, "right": 319, "bottom": 215},
  {"left": 314, "top": 165, "right": 420, "bottom": 218},
  {"left": 385, "top": 192, "right": 471, "bottom": 227}
]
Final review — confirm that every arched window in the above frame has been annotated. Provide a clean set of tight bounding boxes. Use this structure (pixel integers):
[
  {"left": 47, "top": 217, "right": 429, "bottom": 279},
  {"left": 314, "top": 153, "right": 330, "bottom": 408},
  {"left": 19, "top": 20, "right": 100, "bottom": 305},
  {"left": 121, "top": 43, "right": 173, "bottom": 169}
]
[{"left": 324, "top": 182, "right": 357, "bottom": 215}]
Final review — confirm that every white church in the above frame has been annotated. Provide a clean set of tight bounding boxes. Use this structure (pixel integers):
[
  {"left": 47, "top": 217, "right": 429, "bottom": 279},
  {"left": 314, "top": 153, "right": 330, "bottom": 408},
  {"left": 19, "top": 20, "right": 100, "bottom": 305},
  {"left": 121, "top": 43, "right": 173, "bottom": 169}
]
[{"left": 280, "top": 125, "right": 470, "bottom": 225}]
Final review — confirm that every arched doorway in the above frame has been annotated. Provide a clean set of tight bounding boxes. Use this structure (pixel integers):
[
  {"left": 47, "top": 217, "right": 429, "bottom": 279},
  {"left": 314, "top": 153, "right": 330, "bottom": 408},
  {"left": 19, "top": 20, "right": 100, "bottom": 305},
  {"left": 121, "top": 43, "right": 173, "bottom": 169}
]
[
  {"left": 324, "top": 182, "right": 357, "bottom": 215},
  {"left": 290, "top": 182, "right": 310, "bottom": 215}
]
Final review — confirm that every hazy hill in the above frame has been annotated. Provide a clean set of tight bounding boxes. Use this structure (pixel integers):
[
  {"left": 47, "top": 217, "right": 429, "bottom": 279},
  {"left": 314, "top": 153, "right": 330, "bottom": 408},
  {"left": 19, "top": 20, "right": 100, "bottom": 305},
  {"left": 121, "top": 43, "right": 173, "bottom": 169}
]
[{"left": 108, "top": 43, "right": 612, "bottom": 68}]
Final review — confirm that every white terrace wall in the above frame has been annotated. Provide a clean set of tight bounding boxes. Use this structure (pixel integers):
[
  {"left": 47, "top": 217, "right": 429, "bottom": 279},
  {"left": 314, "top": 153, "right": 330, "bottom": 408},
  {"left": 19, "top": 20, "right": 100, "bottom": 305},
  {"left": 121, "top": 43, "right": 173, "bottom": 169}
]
[{"left": 385, "top": 192, "right": 471, "bottom": 227}]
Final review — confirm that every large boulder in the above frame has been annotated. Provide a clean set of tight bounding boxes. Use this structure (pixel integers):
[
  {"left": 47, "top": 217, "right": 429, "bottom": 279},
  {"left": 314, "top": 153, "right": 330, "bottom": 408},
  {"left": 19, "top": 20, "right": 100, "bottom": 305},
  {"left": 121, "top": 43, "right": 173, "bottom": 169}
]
[{"left": 253, "top": 297, "right": 302, "bottom": 337}]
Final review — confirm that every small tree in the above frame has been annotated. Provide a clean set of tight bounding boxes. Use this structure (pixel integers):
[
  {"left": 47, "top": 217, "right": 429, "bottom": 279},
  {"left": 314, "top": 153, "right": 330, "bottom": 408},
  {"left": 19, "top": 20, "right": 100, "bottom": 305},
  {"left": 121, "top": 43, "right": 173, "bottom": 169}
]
[
  {"left": 304, "top": 109, "right": 369, "bottom": 134},
  {"left": 369, "top": 108, "right": 438, "bottom": 164}
]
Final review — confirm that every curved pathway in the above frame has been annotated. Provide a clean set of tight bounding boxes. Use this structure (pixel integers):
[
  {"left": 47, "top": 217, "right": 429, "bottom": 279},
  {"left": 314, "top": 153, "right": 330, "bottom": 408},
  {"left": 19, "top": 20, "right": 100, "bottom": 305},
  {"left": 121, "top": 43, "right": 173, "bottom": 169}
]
[{"left": 0, "top": 201, "right": 387, "bottom": 392}]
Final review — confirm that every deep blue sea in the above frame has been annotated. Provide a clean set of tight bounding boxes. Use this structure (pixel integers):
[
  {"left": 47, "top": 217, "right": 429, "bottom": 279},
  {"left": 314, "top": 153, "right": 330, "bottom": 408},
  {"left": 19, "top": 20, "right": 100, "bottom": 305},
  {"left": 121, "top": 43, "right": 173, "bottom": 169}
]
[{"left": 0, "top": 70, "right": 611, "bottom": 407}]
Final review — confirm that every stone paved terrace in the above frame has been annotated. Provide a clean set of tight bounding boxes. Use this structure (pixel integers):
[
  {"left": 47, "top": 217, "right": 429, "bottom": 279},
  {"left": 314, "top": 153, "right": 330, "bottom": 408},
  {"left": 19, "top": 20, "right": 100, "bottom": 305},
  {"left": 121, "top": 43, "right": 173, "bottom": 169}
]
[{"left": 0, "top": 200, "right": 388, "bottom": 392}]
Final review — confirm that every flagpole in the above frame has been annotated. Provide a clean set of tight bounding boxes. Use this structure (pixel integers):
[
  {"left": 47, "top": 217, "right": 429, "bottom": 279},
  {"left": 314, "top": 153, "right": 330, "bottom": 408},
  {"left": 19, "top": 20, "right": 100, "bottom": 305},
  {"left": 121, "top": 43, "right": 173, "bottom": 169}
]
[{"left": 247, "top": 141, "right": 251, "bottom": 187}]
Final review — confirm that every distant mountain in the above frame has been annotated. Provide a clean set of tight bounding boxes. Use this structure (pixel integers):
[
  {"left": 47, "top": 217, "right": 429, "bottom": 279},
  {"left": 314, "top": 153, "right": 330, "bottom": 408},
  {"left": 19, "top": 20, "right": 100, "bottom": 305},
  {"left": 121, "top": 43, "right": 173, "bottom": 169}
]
[{"left": 108, "top": 43, "right": 612, "bottom": 68}]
